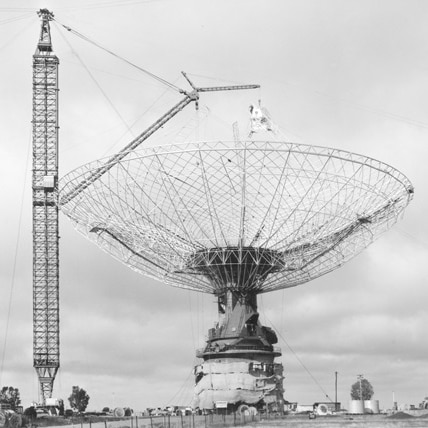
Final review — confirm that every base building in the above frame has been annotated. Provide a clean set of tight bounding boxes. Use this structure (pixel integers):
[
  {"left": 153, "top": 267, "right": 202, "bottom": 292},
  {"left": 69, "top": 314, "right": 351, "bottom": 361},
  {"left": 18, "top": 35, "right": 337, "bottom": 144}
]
[{"left": 193, "top": 290, "right": 284, "bottom": 412}]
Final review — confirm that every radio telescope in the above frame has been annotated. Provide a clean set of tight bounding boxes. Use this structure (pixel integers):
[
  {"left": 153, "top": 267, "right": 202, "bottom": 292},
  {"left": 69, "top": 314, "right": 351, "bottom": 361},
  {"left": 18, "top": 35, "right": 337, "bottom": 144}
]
[{"left": 59, "top": 137, "right": 413, "bottom": 411}]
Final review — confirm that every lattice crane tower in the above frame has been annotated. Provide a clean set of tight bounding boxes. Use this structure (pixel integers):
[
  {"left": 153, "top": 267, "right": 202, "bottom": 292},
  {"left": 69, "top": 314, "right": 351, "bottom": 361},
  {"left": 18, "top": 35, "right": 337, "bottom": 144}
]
[{"left": 32, "top": 9, "right": 60, "bottom": 404}]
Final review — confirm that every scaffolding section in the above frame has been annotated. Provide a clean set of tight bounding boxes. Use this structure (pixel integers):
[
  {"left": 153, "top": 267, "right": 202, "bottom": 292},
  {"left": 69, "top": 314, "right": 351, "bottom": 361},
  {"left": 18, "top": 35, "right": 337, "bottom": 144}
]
[{"left": 32, "top": 9, "right": 59, "bottom": 404}]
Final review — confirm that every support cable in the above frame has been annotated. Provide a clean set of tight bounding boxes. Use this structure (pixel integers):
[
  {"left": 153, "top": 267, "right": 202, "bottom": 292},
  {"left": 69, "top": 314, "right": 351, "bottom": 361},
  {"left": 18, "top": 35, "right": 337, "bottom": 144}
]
[
  {"left": 0, "top": 7, "right": 34, "bottom": 11},
  {"left": 0, "top": 133, "right": 32, "bottom": 385},
  {"left": 394, "top": 227, "right": 428, "bottom": 251},
  {"left": 53, "top": 18, "right": 182, "bottom": 93},
  {"left": 0, "top": 12, "right": 34, "bottom": 25},
  {"left": 100, "top": 83, "right": 177, "bottom": 156},
  {"left": 164, "top": 363, "right": 197, "bottom": 408},
  {"left": 0, "top": 15, "right": 35, "bottom": 52},
  {"left": 55, "top": 23, "right": 136, "bottom": 140},
  {"left": 54, "top": 1, "right": 165, "bottom": 11},
  {"left": 259, "top": 297, "right": 334, "bottom": 402}
]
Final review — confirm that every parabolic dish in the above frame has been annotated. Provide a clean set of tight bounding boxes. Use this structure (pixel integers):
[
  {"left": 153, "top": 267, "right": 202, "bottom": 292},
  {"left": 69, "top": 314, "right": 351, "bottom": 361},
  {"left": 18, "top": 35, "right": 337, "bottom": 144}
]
[{"left": 59, "top": 140, "right": 413, "bottom": 294}]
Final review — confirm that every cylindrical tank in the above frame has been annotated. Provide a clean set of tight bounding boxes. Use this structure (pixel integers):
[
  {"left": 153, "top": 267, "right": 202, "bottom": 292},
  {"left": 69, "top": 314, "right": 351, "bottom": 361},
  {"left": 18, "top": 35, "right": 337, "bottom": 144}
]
[
  {"left": 317, "top": 403, "right": 329, "bottom": 415},
  {"left": 113, "top": 407, "right": 125, "bottom": 417},
  {"left": 348, "top": 400, "right": 364, "bottom": 414},
  {"left": 364, "top": 400, "right": 380, "bottom": 414}
]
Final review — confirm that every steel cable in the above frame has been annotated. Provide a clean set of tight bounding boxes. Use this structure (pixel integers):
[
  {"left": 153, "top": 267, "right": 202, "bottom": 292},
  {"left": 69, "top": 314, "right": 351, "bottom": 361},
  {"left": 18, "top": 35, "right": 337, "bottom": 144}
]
[
  {"left": 54, "top": 18, "right": 182, "bottom": 93},
  {"left": 0, "top": 132, "right": 32, "bottom": 385}
]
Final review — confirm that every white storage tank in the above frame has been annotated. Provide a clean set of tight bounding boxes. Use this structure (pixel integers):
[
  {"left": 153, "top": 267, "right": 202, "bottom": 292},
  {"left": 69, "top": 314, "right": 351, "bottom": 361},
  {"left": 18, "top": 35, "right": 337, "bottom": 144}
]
[
  {"left": 348, "top": 400, "right": 364, "bottom": 414},
  {"left": 364, "top": 399, "right": 380, "bottom": 414}
]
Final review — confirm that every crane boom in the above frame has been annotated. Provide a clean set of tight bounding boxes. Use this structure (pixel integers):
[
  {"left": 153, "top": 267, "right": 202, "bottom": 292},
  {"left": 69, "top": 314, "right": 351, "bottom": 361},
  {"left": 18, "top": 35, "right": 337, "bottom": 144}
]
[
  {"left": 60, "top": 77, "right": 260, "bottom": 205},
  {"left": 60, "top": 92, "right": 195, "bottom": 205}
]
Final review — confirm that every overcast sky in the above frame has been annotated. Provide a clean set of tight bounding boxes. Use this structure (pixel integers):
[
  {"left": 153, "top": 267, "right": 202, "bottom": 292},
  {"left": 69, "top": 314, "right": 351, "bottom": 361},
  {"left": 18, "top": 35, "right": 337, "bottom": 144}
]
[{"left": 1, "top": 0, "right": 427, "bottom": 413}]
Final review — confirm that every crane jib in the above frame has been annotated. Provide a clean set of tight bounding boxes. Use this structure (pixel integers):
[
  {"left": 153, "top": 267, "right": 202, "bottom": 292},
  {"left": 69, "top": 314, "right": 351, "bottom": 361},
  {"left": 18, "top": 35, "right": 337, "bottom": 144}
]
[{"left": 60, "top": 82, "right": 260, "bottom": 206}]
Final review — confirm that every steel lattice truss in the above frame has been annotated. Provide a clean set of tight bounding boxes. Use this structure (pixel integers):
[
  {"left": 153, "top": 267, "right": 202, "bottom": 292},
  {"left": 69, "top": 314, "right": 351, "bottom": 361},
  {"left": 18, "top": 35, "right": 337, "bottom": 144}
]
[
  {"left": 59, "top": 141, "right": 413, "bottom": 294},
  {"left": 32, "top": 9, "right": 59, "bottom": 402}
]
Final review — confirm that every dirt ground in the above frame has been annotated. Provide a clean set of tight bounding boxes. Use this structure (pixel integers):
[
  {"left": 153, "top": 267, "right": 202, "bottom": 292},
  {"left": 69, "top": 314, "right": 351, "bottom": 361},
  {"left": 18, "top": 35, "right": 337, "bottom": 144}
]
[
  {"left": 240, "top": 413, "right": 428, "bottom": 428},
  {"left": 26, "top": 411, "right": 428, "bottom": 428}
]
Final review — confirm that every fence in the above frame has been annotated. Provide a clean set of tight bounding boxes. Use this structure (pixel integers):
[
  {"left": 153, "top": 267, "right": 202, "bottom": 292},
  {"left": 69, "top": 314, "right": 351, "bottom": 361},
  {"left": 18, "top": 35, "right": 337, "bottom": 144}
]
[{"left": 65, "top": 412, "right": 286, "bottom": 428}]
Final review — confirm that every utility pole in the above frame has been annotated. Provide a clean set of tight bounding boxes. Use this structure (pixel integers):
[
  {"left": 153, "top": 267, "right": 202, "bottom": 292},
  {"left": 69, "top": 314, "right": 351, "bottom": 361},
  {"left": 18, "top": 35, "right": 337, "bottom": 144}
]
[
  {"left": 32, "top": 8, "right": 60, "bottom": 404},
  {"left": 335, "top": 371, "right": 338, "bottom": 411}
]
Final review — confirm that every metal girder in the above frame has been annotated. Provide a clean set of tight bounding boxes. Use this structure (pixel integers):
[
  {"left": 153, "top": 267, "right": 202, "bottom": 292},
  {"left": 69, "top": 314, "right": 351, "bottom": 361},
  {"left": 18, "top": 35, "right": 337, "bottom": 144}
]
[{"left": 32, "top": 9, "right": 59, "bottom": 404}]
